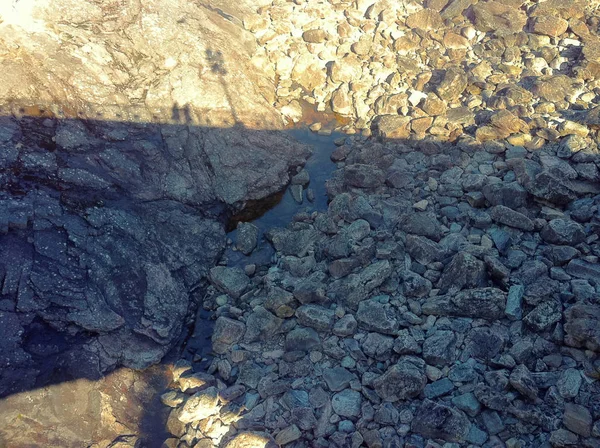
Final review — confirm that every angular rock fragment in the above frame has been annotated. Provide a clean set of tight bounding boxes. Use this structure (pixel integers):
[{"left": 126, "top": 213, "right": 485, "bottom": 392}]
[
  {"left": 411, "top": 400, "right": 470, "bottom": 443},
  {"left": 373, "top": 357, "right": 427, "bottom": 401},
  {"left": 422, "top": 288, "right": 507, "bottom": 320}
]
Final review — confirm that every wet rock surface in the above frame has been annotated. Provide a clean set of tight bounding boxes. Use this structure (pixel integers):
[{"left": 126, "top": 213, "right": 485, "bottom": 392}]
[{"left": 2, "top": 0, "right": 600, "bottom": 447}]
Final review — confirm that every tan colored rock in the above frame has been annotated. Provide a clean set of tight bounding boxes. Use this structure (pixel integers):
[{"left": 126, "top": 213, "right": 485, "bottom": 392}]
[
  {"left": 412, "top": 116, "right": 434, "bottom": 134},
  {"left": 422, "top": 93, "right": 447, "bottom": 116},
  {"left": 374, "top": 94, "right": 409, "bottom": 115},
  {"left": 372, "top": 115, "right": 412, "bottom": 139},
  {"left": 530, "top": 75, "right": 581, "bottom": 103},
  {"left": 225, "top": 432, "right": 277, "bottom": 448},
  {"left": 0, "top": 366, "right": 168, "bottom": 448},
  {"left": 530, "top": 16, "right": 568, "bottom": 37},
  {"left": 426, "top": 0, "right": 451, "bottom": 12},
  {"left": 406, "top": 9, "right": 444, "bottom": 31},
  {"left": 470, "top": 1, "right": 527, "bottom": 36},
  {"left": 292, "top": 54, "right": 326, "bottom": 91},
  {"left": 331, "top": 83, "right": 354, "bottom": 115},
  {"left": 530, "top": 0, "right": 586, "bottom": 20},
  {"left": 351, "top": 35, "right": 373, "bottom": 55},
  {"left": 443, "top": 32, "right": 469, "bottom": 49},
  {"left": 302, "top": 29, "right": 327, "bottom": 43},
  {"left": 329, "top": 54, "right": 363, "bottom": 83},
  {"left": 275, "top": 425, "right": 302, "bottom": 445},
  {"left": 0, "top": 0, "right": 284, "bottom": 129},
  {"left": 476, "top": 110, "right": 527, "bottom": 142}
]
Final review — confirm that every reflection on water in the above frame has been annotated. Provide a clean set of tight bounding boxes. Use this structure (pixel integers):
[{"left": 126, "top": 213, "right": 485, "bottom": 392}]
[{"left": 225, "top": 128, "right": 343, "bottom": 269}]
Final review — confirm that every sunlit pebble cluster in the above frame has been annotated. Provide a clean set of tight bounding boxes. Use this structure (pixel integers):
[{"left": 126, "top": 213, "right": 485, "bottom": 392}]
[{"left": 245, "top": 0, "right": 600, "bottom": 140}]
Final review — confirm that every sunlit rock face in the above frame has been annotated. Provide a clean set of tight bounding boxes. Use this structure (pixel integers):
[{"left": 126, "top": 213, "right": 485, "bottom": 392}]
[
  {"left": 0, "top": 0, "right": 310, "bottom": 400},
  {"left": 0, "top": 0, "right": 279, "bottom": 128},
  {"left": 0, "top": 366, "right": 170, "bottom": 447}
]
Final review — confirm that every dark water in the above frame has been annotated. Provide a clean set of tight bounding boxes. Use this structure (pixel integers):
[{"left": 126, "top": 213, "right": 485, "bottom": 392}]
[{"left": 224, "top": 128, "right": 343, "bottom": 268}]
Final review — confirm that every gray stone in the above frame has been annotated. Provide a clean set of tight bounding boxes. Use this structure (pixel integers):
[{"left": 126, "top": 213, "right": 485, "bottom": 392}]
[
  {"left": 505, "top": 285, "right": 524, "bottom": 320},
  {"left": 323, "top": 367, "right": 358, "bottom": 392},
  {"left": 296, "top": 305, "right": 335, "bottom": 332},
  {"left": 285, "top": 327, "right": 320, "bottom": 352},
  {"left": 373, "top": 357, "right": 427, "bottom": 401},
  {"left": 564, "top": 304, "right": 600, "bottom": 351},
  {"left": 549, "top": 429, "right": 579, "bottom": 446},
  {"left": 362, "top": 332, "right": 394, "bottom": 361},
  {"left": 343, "top": 164, "right": 385, "bottom": 189},
  {"left": 557, "top": 368, "right": 582, "bottom": 399},
  {"left": 482, "top": 410, "right": 505, "bottom": 435},
  {"left": 209, "top": 266, "right": 250, "bottom": 299},
  {"left": 452, "top": 393, "right": 482, "bottom": 417},
  {"left": 393, "top": 330, "right": 421, "bottom": 355},
  {"left": 490, "top": 205, "right": 534, "bottom": 231},
  {"left": 438, "top": 252, "right": 487, "bottom": 294},
  {"left": 423, "top": 330, "right": 457, "bottom": 366},
  {"left": 399, "top": 212, "right": 443, "bottom": 241},
  {"left": 406, "top": 235, "right": 447, "bottom": 265},
  {"left": 424, "top": 378, "right": 454, "bottom": 399},
  {"left": 244, "top": 306, "right": 283, "bottom": 343},
  {"left": 422, "top": 288, "right": 507, "bottom": 320},
  {"left": 331, "top": 389, "right": 362, "bottom": 417},
  {"left": 333, "top": 314, "right": 358, "bottom": 337},
  {"left": 411, "top": 400, "right": 470, "bottom": 443},
  {"left": 236, "top": 222, "right": 259, "bottom": 255},
  {"left": 466, "top": 425, "right": 488, "bottom": 445},
  {"left": 523, "top": 301, "right": 562, "bottom": 332},
  {"left": 565, "top": 260, "right": 600, "bottom": 284},
  {"left": 540, "top": 219, "right": 586, "bottom": 245},
  {"left": 212, "top": 317, "right": 246, "bottom": 354},
  {"left": 402, "top": 271, "right": 432, "bottom": 298},
  {"left": 356, "top": 299, "right": 399, "bottom": 335},
  {"left": 563, "top": 403, "right": 592, "bottom": 437},
  {"left": 509, "top": 364, "right": 538, "bottom": 401}
]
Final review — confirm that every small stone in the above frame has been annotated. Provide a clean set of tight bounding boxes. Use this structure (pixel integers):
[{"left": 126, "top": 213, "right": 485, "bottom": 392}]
[
  {"left": 290, "top": 184, "right": 303, "bottom": 204},
  {"left": 452, "top": 393, "right": 481, "bottom": 417},
  {"left": 505, "top": 285, "right": 524, "bottom": 321},
  {"left": 212, "top": 317, "right": 246, "bottom": 354},
  {"left": 236, "top": 222, "right": 259, "bottom": 255},
  {"left": 563, "top": 403, "right": 592, "bottom": 437},
  {"left": 490, "top": 205, "right": 534, "bottom": 231},
  {"left": 275, "top": 425, "right": 302, "bottom": 445},
  {"left": 178, "top": 387, "right": 219, "bottom": 423},
  {"left": 411, "top": 399, "right": 470, "bottom": 443},
  {"left": 424, "top": 378, "right": 454, "bottom": 399},
  {"left": 557, "top": 368, "right": 582, "bottom": 399},
  {"left": 509, "top": 364, "right": 538, "bottom": 401},
  {"left": 209, "top": 266, "right": 249, "bottom": 299},
  {"left": 549, "top": 429, "right": 579, "bottom": 446},
  {"left": 323, "top": 367, "right": 358, "bottom": 392},
  {"left": 302, "top": 29, "right": 327, "bottom": 43},
  {"left": 373, "top": 357, "right": 427, "bottom": 401},
  {"left": 296, "top": 304, "right": 335, "bottom": 331},
  {"left": 332, "top": 389, "right": 362, "bottom": 417},
  {"left": 285, "top": 327, "right": 320, "bottom": 352},
  {"left": 413, "top": 200, "right": 428, "bottom": 211},
  {"left": 530, "top": 16, "right": 568, "bottom": 37},
  {"left": 423, "top": 330, "right": 456, "bottom": 366},
  {"left": 540, "top": 219, "right": 586, "bottom": 245}
]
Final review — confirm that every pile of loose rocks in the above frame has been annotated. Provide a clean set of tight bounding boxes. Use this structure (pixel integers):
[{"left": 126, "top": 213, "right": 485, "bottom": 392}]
[
  {"left": 162, "top": 123, "right": 600, "bottom": 447},
  {"left": 246, "top": 0, "right": 600, "bottom": 144}
]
